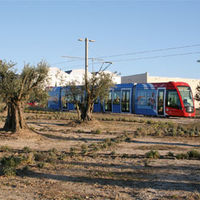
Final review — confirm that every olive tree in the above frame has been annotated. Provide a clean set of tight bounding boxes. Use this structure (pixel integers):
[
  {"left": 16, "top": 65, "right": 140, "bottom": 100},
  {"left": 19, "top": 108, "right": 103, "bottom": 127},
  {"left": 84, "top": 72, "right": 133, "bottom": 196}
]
[
  {"left": 195, "top": 83, "right": 200, "bottom": 102},
  {"left": 67, "top": 71, "right": 114, "bottom": 121},
  {"left": 0, "top": 60, "right": 49, "bottom": 132}
]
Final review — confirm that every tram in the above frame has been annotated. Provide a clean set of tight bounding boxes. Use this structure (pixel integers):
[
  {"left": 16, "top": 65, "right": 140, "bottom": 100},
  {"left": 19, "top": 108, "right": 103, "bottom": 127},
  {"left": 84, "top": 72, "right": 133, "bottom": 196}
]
[{"left": 47, "top": 81, "right": 195, "bottom": 117}]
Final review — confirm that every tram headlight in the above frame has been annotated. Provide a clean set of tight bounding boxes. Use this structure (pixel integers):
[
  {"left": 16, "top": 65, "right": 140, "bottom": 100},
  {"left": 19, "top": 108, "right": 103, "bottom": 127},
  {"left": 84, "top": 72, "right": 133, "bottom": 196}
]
[{"left": 186, "top": 106, "right": 193, "bottom": 113}]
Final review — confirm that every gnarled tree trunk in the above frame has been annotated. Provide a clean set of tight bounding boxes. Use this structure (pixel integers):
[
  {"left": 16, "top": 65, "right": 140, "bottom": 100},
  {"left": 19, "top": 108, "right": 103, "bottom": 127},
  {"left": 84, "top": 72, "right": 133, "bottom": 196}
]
[
  {"left": 3, "top": 101, "right": 27, "bottom": 132},
  {"left": 80, "top": 100, "right": 93, "bottom": 121}
]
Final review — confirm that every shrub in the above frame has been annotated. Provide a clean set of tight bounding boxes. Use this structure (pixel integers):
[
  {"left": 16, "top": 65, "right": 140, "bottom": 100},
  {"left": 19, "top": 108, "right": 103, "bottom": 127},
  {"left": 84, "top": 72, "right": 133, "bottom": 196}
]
[
  {"left": 125, "top": 137, "right": 131, "bottom": 142},
  {"left": 0, "top": 146, "right": 12, "bottom": 152},
  {"left": 23, "top": 146, "right": 32, "bottom": 153},
  {"left": 77, "top": 129, "right": 83, "bottom": 133},
  {"left": 34, "top": 152, "right": 46, "bottom": 162},
  {"left": 187, "top": 150, "right": 200, "bottom": 159},
  {"left": 167, "top": 151, "right": 174, "bottom": 157},
  {"left": 81, "top": 144, "right": 88, "bottom": 155},
  {"left": 145, "top": 150, "right": 160, "bottom": 159},
  {"left": 37, "top": 162, "right": 46, "bottom": 168},
  {"left": 94, "top": 129, "right": 101, "bottom": 134},
  {"left": 189, "top": 130, "right": 196, "bottom": 137},
  {"left": 110, "top": 151, "right": 116, "bottom": 157},
  {"left": 48, "top": 148, "right": 58, "bottom": 154},
  {"left": 176, "top": 153, "right": 189, "bottom": 160},
  {"left": 146, "top": 120, "right": 153, "bottom": 125},
  {"left": 0, "top": 155, "right": 22, "bottom": 176},
  {"left": 24, "top": 152, "right": 35, "bottom": 165},
  {"left": 122, "top": 153, "right": 129, "bottom": 158},
  {"left": 167, "top": 122, "right": 175, "bottom": 128},
  {"left": 70, "top": 147, "right": 76, "bottom": 157},
  {"left": 89, "top": 144, "right": 99, "bottom": 152},
  {"left": 104, "top": 138, "right": 112, "bottom": 147}
]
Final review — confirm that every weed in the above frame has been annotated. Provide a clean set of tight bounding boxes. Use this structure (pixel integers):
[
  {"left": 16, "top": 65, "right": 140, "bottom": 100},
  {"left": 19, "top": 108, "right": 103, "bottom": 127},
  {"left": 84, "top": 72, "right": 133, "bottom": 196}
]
[
  {"left": 167, "top": 151, "right": 174, "bottom": 157},
  {"left": 93, "top": 129, "right": 101, "bottom": 134},
  {"left": 122, "top": 153, "right": 129, "bottom": 158},
  {"left": 0, "top": 155, "right": 22, "bottom": 176},
  {"left": 146, "top": 120, "right": 153, "bottom": 124},
  {"left": 34, "top": 152, "right": 46, "bottom": 162},
  {"left": 176, "top": 153, "right": 189, "bottom": 160},
  {"left": 189, "top": 130, "right": 196, "bottom": 137},
  {"left": 48, "top": 148, "right": 58, "bottom": 154},
  {"left": 58, "top": 153, "right": 67, "bottom": 160},
  {"left": 46, "top": 156, "right": 57, "bottom": 164},
  {"left": 22, "top": 165, "right": 31, "bottom": 172},
  {"left": 70, "top": 147, "right": 76, "bottom": 157},
  {"left": 110, "top": 151, "right": 116, "bottom": 156},
  {"left": 24, "top": 152, "right": 35, "bottom": 165},
  {"left": 0, "top": 146, "right": 12, "bottom": 152},
  {"left": 144, "top": 159, "right": 151, "bottom": 167},
  {"left": 77, "top": 129, "right": 83, "bottom": 133},
  {"left": 81, "top": 144, "right": 88, "bottom": 155},
  {"left": 167, "top": 121, "right": 175, "bottom": 128},
  {"left": 37, "top": 162, "right": 46, "bottom": 168},
  {"left": 104, "top": 138, "right": 112, "bottom": 147},
  {"left": 145, "top": 150, "right": 160, "bottom": 159},
  {"left": 23, "top": 146, "right": 32, "bottom": 153},
  {"left": 187, "top": 150, "right": 200, "bottom": 159},
  {"left": 125, "top": 137, "right": 131, "bottom": 142}
]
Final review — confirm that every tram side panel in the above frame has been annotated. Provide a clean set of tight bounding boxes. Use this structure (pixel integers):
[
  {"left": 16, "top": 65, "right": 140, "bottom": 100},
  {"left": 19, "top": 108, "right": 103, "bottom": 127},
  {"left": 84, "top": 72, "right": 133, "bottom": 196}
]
[
  {"left": 134, "top": 83, "right": 157, "bottom": 116},
  {"left": 48, "top": 87, "right": 62, "bottom": 111}
]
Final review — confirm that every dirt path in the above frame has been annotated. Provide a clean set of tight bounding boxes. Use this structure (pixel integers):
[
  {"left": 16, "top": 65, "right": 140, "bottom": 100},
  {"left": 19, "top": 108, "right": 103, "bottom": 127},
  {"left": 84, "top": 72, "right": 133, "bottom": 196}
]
[{"left": 0, "top": 113, "right": 200, "bottom": 199}]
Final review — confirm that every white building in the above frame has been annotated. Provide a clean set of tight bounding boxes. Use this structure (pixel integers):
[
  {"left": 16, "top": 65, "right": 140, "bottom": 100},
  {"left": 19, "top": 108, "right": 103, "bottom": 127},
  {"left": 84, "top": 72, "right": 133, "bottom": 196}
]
[
  {"left": 47, "top": 67, "right": 70, "bottom": 87},
  {"left": 122, "top": 72, "right": 200, "bottom": 108},
  {"left": 47, "top": 67, "right": 121, "bottom": 87}
]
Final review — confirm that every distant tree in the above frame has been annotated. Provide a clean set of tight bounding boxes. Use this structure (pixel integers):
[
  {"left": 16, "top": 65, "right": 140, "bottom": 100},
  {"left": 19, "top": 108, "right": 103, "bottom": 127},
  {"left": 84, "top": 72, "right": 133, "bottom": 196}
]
[
  {"left": 67, "top": 71, "right": 114, "bottom": 121},
  {"left": 195, "top": 83, "right": 200, "bottom": 102},
  {"left": 0, "top": 60, "right": 49, "bottom": 132}
]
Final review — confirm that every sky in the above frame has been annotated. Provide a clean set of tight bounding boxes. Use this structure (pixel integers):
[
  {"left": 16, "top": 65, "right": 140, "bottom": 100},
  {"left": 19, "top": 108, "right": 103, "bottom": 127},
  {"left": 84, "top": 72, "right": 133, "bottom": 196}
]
[{"left": 0, "top": 0, "right": 200, "bottom": 79}]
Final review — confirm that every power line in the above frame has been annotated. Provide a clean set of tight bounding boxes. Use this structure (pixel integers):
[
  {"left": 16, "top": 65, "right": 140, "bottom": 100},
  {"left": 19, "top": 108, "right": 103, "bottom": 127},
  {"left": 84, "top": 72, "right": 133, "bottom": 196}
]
[
  {"left": 97, "top": 43, "right": 200, "bottom": 59},
  {"left": 87, "top": 51, "right": 200, "bottom": 65},
  {"left": 52, "top": 51, "right": 200, "bottom": 68},
  {"left": 52, "top": 43, "right": 200, "bottom": 67},
  {"left": 108, "top": 51, "right": 200, "bottom": 63}
]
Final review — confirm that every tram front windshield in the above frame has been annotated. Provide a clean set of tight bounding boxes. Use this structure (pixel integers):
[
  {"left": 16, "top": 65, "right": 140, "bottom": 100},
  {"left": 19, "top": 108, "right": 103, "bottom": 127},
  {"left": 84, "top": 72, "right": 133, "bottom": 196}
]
[{"left": 177, "top": 86, "right": 194, "bottom": 108}]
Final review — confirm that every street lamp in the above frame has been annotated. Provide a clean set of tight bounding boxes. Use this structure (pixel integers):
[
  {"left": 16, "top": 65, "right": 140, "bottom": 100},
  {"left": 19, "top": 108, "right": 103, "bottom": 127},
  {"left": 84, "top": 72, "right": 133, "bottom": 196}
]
[
  {"left": 78, "top": 38, "right": 95, "bottom": 85},
  {"left": 197, "top": 60, "right": 200, "bottom": 63}
]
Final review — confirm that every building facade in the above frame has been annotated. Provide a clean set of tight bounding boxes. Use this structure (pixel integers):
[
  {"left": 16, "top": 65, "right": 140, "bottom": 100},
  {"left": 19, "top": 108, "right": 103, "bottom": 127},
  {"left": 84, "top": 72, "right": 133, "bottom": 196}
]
[{"left": 47, "top": 67, "right": 121, "bottom": 87}]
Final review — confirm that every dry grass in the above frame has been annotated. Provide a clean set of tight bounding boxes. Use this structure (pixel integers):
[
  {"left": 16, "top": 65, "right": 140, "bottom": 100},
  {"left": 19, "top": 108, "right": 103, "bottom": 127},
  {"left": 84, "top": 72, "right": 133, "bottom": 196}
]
[{"left": 0, "top": 112, "right": 200, "bottom": 199}]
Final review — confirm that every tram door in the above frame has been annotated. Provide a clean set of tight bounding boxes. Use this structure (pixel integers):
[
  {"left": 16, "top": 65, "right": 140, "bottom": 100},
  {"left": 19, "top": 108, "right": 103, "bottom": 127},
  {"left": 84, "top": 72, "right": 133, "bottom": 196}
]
[
  {"left": 105, "top": 91, "right": 112, "bottom": 112},
  {"left": 121, "top": 90, "right": 130, "bottom": 112},
  {"left": 157, "top": 89, "right": 165, "bottom": 116}
]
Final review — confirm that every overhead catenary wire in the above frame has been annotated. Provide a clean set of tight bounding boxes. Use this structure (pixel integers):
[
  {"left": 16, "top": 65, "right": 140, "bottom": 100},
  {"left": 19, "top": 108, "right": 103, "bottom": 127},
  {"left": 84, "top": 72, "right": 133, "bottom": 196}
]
[
  {"left": 52, "top": 43, "right": 200, "bottom": 67},
  {"left": 53, "top": 50, "right": 200, "bottom": 69},
  {"left": 109, "top": 51, "right": 200, "bottom": 63},
  {"left": 96, "top": 43, "right": 200, "bottom": 59}
]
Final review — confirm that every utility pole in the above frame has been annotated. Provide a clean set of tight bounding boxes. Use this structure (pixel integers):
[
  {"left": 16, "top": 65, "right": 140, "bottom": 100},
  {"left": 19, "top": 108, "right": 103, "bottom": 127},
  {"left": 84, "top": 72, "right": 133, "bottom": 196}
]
[
  {"left": 78, "top": 37, "right": 95, "bottom": 89},
  {"left": 85, "top": 38, "right": 89, "bottom": 84}
]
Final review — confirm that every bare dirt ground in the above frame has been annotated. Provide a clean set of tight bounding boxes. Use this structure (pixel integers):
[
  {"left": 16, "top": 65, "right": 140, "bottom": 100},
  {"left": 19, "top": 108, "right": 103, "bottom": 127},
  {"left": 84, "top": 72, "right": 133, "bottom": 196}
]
[{"left": 0, "top": 112, "right": 200, "bottom": 200}]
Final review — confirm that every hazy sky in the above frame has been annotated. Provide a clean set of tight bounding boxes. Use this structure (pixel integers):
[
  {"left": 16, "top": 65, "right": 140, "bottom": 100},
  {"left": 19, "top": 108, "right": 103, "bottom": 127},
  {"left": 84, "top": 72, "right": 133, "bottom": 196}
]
[{"left": 0, "top": 0, "right": 200, "bottom": 79}]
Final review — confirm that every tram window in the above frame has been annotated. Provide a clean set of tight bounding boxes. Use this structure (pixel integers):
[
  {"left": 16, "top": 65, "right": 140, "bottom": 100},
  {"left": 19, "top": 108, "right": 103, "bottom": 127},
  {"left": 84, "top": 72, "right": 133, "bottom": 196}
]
[
  {"left": 113, "top": 90, "right": 121, "bottom": 104},
  {"left": 166, "top": 90, "right": 181, "bottom": 109},
  {"left": 177, "top": 86, "right": 194, "bottom": 107}
]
